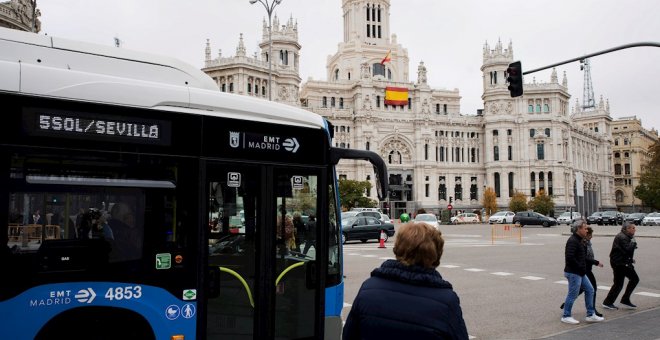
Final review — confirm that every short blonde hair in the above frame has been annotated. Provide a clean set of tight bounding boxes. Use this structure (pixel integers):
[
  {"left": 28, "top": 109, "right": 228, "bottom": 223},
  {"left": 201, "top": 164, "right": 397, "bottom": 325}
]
[{"left": 393, "top": 222, "right": 444, "bottom": 268}]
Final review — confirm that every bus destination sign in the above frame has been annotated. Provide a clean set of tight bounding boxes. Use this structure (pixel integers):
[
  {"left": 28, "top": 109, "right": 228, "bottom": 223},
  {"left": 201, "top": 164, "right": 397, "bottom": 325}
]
[{"left": 24, "top": 108, "right": 171, "bottom": 145}]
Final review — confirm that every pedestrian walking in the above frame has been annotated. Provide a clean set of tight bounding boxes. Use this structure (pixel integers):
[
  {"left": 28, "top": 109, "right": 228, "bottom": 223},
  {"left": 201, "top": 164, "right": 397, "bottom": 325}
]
[
  {"left": 560, "top": 226, "right": 604, "bottom": 317},
  {"left": 561, "top": 219, "right": 604, "bottom": 325},
  {"left": 602, "top": 221, "right": 639, "bottom": 310},
  {"left": 342, "top": 222, "right": 468, "bottom": 340}
]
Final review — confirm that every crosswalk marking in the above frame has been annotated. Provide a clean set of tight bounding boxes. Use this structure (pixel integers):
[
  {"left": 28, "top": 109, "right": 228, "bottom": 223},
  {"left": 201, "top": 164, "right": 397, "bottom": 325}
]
[
  {"left": 440, "top": 264, "right": 460, "bottom": 268},
  {"left": 521, "top": 276, "right": 544, "bottom": 281},
  {"left": 465, "top": 268, "right": 485, "bottom": 272},
  {"left": 491, "top": 272, "right": 513, "bottom": 276},
  {"left": 635, "top": 292, "right": 660, "bottom": 298}
]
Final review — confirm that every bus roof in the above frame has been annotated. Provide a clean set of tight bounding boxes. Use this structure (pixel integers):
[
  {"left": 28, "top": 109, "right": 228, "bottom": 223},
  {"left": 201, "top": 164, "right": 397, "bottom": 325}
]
[{"left": 0, "top": 27, "right": 325, "bottom": 129}]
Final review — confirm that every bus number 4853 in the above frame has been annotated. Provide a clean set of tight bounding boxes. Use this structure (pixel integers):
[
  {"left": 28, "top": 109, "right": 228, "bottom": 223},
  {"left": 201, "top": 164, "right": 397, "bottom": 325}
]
[{"left": 104, "top": 286, "right": 143, "bottom": 301}]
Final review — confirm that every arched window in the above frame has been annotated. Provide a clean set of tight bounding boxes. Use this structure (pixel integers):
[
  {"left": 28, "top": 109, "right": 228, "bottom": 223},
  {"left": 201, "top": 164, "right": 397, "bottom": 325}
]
[
  {"left": 388, "top": 150, "right": 402, "bottom": 164},
  {"left": 545, "top": 128, "right": 551, "bottom": 137},
  {"left": 339, "top": 97, "right": 344, "bottom": 109},
  {"left": 494, "top": 172, "right": 501, "bottom": 197},
  {"left": 372, "top": 63, "right": 385, "bottom": 77},
  {"left": 543, "top": 104, "right": 550, "bottom": 112},
  {"left": 530, "top": 172, "right": 536, "bottom": 197},
  {"left": 331, "top": 97, "right": 336, "bottom": 107},
  {"left": 334, "top": 69, "right": 339, "bottom": 80},
  {"left": 493, "top": 146, "right": 499, "bottom": 161},
  {"left": 528, "top": 105, "right": 534, "bottom": 113},
  {"left": 548, "top": 171, "right": 553, "bottom": 196},
  {"left": 322, "top": 96, "right": 327, "bottom": 108},
  {"left": 615, "top": 190, "right": 624, "bottom": 203},
  {"left": 614, "top": 139, "right": 619, "bottom": 146},
  {"left": 614, "top": 152, "right": 620, "bottom": 158},
  {"left": 508, "top": 172, "right": 514, "bottom": 197}
]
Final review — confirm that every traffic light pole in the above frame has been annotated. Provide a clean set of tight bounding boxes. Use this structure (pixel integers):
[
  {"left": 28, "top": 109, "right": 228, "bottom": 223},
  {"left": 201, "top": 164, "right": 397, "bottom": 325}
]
[{"left": 522, "top": 42, "right": 660, "bottom": 75}]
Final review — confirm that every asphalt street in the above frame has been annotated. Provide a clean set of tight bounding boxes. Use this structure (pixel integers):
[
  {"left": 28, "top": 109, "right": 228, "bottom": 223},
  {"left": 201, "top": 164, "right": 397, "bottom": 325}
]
[{"left": 341, "top": 223, "right": 660, "bottom": 339}]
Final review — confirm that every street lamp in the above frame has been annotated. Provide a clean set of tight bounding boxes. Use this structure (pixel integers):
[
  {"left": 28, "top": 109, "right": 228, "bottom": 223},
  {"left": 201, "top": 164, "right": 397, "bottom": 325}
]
[{"left": 249, "top": 0, "right": 282, "bottom": 101}]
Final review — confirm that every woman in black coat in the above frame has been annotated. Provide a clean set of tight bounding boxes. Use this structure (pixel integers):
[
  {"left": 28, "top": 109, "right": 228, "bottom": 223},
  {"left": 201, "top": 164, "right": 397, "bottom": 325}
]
[{"left": 342, "top": 222, "right": 469, "bottom": 340}]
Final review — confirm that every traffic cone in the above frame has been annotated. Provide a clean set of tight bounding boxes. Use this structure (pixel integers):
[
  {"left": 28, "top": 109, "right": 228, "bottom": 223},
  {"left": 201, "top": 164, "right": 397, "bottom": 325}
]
[{"left": 378, "top": 230, "right": 386, "bottom": 248}]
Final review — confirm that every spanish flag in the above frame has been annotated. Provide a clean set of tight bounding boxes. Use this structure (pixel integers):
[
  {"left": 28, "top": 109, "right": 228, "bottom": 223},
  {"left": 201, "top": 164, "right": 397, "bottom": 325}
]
[
  {"left": 384, "top": 87, "right": 408, "bottom": 106},
  {"left": 381, "top": 50, "right": 391, "bottom": 64}
]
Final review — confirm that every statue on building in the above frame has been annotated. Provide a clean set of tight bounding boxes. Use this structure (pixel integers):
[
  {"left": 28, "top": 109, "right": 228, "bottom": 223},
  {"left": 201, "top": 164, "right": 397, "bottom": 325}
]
[
  {"left": 421, "top": 98, "right": 430, "bottom": 114},
  {"left": 362, "top": 94, "right": 373, "bottom": 111},
  {"left": 417, "top": 61, "right": 427, "bottom": 85},
  {"left": 360, "top": 60, "right": 371, "bottom": 79}
]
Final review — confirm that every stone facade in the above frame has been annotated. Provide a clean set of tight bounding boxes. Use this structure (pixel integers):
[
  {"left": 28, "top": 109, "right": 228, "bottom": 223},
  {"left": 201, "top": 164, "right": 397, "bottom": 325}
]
[
  {"left": 0, "top": 0, "right": 40, "bottom": 32},
  {"left": 203, "top": 0, "right": 638, "bottom": 218},
  {"left": 202, "top": 15, "right": 301, "bottom": 107},
  {"left": 610, "top": 116, "right": 659, "bottom": 212}
]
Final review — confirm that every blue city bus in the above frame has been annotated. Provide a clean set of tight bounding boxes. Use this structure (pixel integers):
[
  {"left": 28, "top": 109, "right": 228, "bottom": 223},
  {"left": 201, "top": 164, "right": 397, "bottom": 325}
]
[{"left": 0, "top": 27, "right": 387, "bottom": 339}]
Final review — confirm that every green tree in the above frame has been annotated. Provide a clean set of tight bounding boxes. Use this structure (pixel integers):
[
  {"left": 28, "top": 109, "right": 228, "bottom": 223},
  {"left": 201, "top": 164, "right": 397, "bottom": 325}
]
[
  {"left": 635, "top": 140, "right": 660, "bottom": 210},
  {"left": 528, "top": 189, "right": 555, "bottom": 216},
  {"left": 482, "top": 187, "right": 497, "bottom": 217},
  {"left": 509, "top": 190, "right": 528, "bottom": 212},
  {"left": 338, "top": 179, "right": 377, "bottom": 210}
]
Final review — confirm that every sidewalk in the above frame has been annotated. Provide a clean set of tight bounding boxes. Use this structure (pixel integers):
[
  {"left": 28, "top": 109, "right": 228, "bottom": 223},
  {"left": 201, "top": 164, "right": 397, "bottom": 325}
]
[{"left": 541, "top": 306, "right": 660, "bottom": 340}]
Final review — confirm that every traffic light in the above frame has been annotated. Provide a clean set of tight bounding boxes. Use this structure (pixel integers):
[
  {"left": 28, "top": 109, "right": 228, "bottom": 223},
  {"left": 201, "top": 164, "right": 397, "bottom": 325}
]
[
  {"left": 506, "top": 61, "right": 523, "bottom": 97},
  {"left": 449, "top": 196, "right": 453, "bottom": 204}
]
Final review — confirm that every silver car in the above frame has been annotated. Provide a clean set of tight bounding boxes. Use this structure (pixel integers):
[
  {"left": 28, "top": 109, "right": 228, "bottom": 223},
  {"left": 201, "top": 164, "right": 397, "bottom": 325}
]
[
  {"left": 488, "top": 211, "right": 515, "bottom": 224},
  {"left": 557, "top": 212, "right": 581, "bottom": 225},
  {"left": 642, "top": 212, "right": 660, "bottom": 226},
  {"left": 414, "top": 213, "right": 441, "bottom": 230}
]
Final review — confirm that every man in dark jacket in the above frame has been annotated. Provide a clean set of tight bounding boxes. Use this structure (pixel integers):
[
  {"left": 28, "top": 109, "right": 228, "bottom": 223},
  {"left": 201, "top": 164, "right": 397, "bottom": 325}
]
[
  {"left": 561, "top": 219, "right": 604, "bottom": 324},
  {"left": 343, "top": 222, "right": 468, "bottom": 340},
  {"left": 602, "top": 222, "right": 639, "bottom": 310}
]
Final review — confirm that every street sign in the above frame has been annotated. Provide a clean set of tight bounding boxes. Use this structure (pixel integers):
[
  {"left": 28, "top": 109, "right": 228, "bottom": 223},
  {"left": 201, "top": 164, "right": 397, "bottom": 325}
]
[{"left": 448, "top": 204, "right": 453, "bottom": 210}]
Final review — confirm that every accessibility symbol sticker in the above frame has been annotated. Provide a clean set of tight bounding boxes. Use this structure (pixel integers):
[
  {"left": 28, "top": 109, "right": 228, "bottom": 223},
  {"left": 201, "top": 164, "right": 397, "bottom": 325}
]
[{"left": 182, "top": 303, "right": 196, "bottom": 319}]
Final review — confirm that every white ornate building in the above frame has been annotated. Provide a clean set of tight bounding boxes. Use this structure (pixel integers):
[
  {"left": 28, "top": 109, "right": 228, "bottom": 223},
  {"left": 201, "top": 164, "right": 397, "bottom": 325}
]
[
  {"left": 202, "top": 15, "right": 301, "bottom": 107},
  {"left": 204, "top": 0, "right": 621, "bottom": 217},
  {"left": 0, "top": 0, "right": 40, "bottom": 32}
]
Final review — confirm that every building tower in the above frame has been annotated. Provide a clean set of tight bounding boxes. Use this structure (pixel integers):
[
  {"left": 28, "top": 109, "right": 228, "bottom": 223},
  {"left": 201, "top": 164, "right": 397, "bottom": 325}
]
[{"left": 202, "top": 14, "right": 302, "bottom": 107}]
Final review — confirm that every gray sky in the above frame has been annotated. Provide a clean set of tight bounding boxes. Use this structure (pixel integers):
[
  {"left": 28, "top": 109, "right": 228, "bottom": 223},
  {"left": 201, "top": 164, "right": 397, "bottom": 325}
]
[{"left": 39, "top": 0, "right": 660, "bottom": 131}]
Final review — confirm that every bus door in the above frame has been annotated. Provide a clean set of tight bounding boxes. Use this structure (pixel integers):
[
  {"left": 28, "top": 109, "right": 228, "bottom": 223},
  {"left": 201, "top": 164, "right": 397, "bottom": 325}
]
[{"left": 205, "top": 164, "right": 322, "bottom": 339}]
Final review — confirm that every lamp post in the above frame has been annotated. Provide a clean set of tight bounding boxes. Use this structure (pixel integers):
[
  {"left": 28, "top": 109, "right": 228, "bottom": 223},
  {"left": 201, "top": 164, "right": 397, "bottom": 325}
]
[{"left": 249, "top": 0, "right": 282, "bottom": 101}]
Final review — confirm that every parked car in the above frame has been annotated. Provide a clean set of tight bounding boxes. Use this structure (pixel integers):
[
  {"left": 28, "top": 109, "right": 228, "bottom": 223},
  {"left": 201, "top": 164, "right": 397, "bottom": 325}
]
[
  {"left": 414, "top": 213, "right": 441, "bottom": 230},
  {"left": 488, "top": 211, "right": 515, "bottom": 224},
  {"left": 451, "top": 213, "right": 480, "bottom": 224},
  {"left": 341, "top": 216, "right": 395, "bottom": 244},
  {"left": 624, "top": 213, "right": 646, "bottom": 226},
  {"left": 557, "top": 212, "right": 582, "bottom": 225},
  {"left": 341, "top": 210, "right": 382, "bottom": 220},
  {"left": 512, "top": 211, "right": 556, "bottom": 227},
  {"left": 601, "top": 211, "right": 623, "bottom": 225},
  {"left": 586, "top": 212, "right": 604, "bottom": 225},
  {"left": 642, "top": 212, "right": 660, "bottom": 226}
]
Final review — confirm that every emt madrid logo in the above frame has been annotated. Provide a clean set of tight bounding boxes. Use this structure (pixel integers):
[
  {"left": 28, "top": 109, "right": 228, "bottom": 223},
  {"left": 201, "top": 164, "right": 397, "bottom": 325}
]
[{"left": 228, "top": 131, "right": 300, "bottom": 154}]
